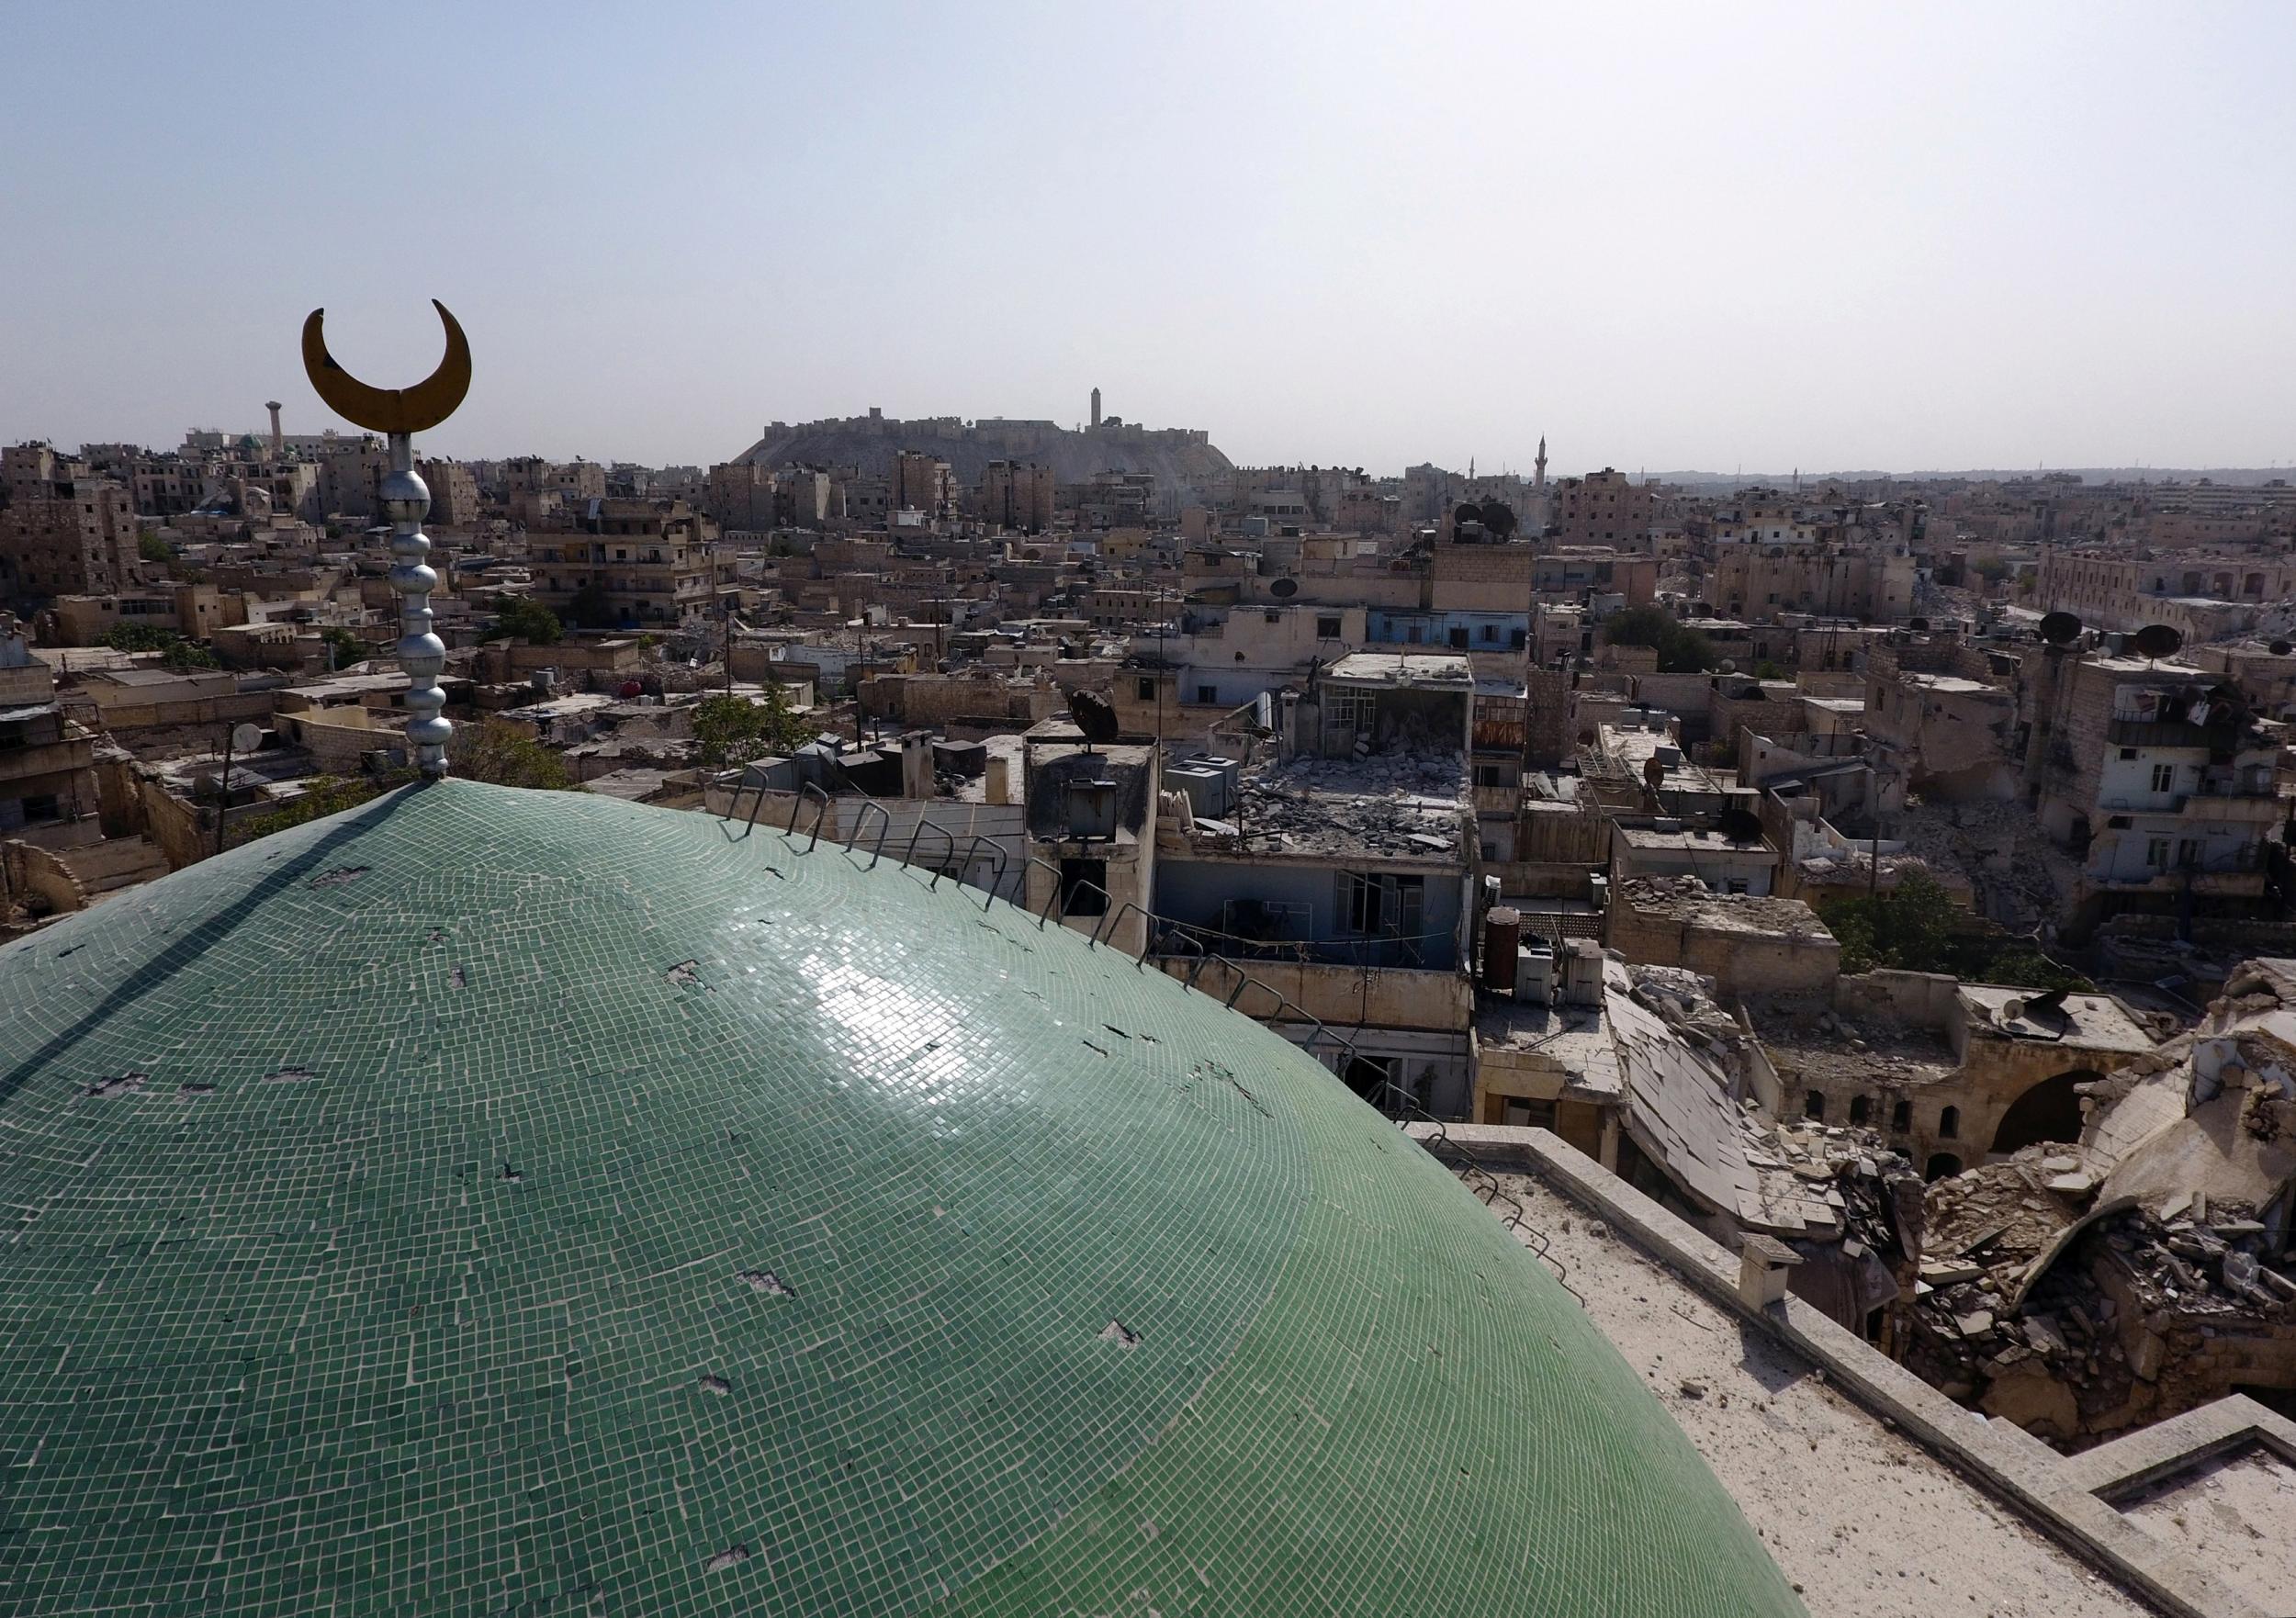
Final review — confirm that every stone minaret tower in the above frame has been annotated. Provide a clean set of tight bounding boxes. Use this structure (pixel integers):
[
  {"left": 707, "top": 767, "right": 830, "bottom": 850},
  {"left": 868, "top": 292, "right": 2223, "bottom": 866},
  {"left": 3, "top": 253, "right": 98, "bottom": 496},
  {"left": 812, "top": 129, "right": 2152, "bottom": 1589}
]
[
  {"left": 1090, "top": 387, "right": 1101, "bottom": 430},
  {"left": 266, "top": 401, "right": 285, "bottom": 460},
  {"left": 1535, "top": 435, "right": 1548, "bottom": 490}
]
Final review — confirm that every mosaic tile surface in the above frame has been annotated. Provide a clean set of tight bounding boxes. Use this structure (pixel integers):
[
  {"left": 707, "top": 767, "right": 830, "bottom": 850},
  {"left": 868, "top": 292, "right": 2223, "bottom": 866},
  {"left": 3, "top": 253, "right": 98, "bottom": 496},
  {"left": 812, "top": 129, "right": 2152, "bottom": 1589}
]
[{"left": 0, "top": 781, "right": 1801, "bottom": 1615}]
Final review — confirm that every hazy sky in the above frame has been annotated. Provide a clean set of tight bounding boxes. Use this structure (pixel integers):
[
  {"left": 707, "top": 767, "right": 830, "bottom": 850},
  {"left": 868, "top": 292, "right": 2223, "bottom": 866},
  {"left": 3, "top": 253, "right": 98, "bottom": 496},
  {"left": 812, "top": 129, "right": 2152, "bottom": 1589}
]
[{"left": 6, "top": 2, "right": 2294, "bottom": 476}]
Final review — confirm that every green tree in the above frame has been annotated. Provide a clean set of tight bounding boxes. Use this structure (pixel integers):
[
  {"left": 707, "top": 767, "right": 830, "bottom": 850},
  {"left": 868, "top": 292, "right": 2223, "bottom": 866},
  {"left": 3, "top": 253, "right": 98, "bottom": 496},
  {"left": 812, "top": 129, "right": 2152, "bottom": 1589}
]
[
  {"left": 102, "top": 621, "right": 175, "bottom": 653},
  {"left": 1975, "top": 950, "right": 2093, "bottom": 994},
  {"left": 1818, "top": 871, "right": 1960, "bottom": 974},
  {"left": 448, "top": 719, "right": 577, "bottom": 790},
  {"left": 229, "top": 723, "right": 580, "bottom": 849},
  {"left": 692, "top": 687, "right": 811, "bottom": 770},
  {"left": 1752, "top": 658, "right": 1786, "bottom": 680},
  {"left": 318, "top": 626, "right": 367, "bottom": 669},
  {"left": 101, "top": 622, "right": 219, "bottom": 668},
  {"left": 138, "top": 532, "right": 174, "bottom": 564},
  {"left": 1971, "top": 556, "right": 2011, "bottom": 583},
  {"left": 1819, "top": 872, "right": 2093, "bottom": 989},
  {"left": 160, "top": 639, "right": 220, "bottom": 670},
  {"left": 493, "top": 594, "right": 562, "bottom": 645},
  {"left": 1602, "top": 606, "right": 1717, "bottom": 673},
  {"left": 228, "top": 775, "right": 389, "bottom": 847}
]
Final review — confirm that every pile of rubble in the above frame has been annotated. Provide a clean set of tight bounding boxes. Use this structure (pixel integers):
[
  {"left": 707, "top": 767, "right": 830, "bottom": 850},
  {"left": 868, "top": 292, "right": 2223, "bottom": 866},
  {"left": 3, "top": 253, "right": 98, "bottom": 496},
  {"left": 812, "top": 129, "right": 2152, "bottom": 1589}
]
[
  {"left": 1911, "top": 1157, "right": 2296, "bottom": 1442},
  {"left": 1904, "top": 958, "right": 2296, "bottom": 1444},
  {"left": 1891, "top": 797, "right": 2084, "bottom": 936},
  {"left": 1227, "top": 747, "right": 1468, "bottom": 857},
  {"left": 1743, "top": 994, "right": 1962, "bottom": 1096},
  {"left": 1615, "top": 963, "right": 1922, "bottom": 1328},
  {"left": 1794, "top": 842, "right": 1934, "bottom": 886},
  {"left": 1615, "top": 875, "right": 1836, "bottom": 939}
]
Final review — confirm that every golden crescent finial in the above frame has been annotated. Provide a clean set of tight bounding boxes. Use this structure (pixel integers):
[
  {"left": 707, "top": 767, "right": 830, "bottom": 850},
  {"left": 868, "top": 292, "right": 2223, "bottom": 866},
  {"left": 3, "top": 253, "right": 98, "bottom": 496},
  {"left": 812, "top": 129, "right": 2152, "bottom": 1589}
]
[{"left": 300, "top": 299, "right": 471, "bottom": 435}]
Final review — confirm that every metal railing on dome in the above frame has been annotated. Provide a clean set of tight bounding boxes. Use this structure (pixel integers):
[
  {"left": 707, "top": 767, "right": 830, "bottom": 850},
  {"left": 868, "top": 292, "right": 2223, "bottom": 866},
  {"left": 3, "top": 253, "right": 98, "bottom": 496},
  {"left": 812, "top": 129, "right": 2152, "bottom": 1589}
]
[{"left": 715, "top": 778, "right": 1584, "bottom": 1305}]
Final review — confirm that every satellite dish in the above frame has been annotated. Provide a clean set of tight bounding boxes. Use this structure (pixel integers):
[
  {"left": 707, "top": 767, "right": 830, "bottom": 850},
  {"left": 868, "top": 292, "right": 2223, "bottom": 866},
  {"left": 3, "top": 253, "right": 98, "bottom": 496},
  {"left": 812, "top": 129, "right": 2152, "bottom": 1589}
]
[
  {"left": 1269, "top": 577, "right": 1298, "bottom": 598},
  {"left": 1480, "top": 501, "right": 1519, "bottom": 538},
  {"left": 2272, "top": 640, "right": 2294, "bottom": 657},
  {"left": 2039, "top": 611, "right": 2082, "bottom": 645},
  {"left": 230, "top": 724, "right": 264, "bottom": 755},
  {"left": 2132, "top": 624, "right": 2183, "bottom": 662},
  {"left": 1453, "top": 500, "right": 1481, "bottom": 522},
  {"left": 1908, "top": 616, "right": 1930, "bottom": 631},
  {"left": 1716, "top": 658, "right": 1737, "bottom": 674}
]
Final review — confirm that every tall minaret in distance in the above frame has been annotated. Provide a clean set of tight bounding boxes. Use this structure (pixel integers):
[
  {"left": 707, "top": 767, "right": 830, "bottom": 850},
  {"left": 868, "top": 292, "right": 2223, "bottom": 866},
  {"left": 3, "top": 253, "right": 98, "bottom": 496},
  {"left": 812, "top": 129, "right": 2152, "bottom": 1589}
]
[
  {"left": 1090, "top": 387, "right": 1102, "bottom": 430},
  {"left": 1535, "top": 435, "right": 1548, "bottom": 491}
]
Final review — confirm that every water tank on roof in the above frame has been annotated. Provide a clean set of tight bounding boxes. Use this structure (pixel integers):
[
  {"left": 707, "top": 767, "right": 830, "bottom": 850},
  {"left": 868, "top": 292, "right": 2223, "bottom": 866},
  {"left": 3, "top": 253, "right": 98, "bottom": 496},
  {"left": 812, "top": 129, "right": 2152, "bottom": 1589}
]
[{"left": 1065, "top": 778, "right": 1120, "bottom": 840}]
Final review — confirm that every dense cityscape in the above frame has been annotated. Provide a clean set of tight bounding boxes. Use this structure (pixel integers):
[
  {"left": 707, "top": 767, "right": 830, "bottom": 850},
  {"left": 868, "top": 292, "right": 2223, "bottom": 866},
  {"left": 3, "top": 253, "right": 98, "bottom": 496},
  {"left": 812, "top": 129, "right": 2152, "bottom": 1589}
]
[
  {"left": 3, "top": 399, "right": 2294, "bottom": 1611},
  {"left": 6, "top": 4, "right": 2295, "bottom": 1614}
]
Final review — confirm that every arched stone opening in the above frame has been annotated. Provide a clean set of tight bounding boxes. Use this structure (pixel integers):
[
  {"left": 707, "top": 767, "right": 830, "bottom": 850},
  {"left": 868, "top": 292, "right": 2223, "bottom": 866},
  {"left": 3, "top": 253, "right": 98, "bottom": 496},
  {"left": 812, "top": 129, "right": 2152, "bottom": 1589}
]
[{"left": 1991, "top": 1069, "right": 2099, "bottom": 1155}]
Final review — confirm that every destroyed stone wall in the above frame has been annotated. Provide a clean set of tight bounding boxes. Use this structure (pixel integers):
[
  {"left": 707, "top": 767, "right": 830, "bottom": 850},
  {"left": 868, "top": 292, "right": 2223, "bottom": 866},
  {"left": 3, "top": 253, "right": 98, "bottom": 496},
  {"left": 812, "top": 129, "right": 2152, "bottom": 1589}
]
[
  {"left": 1834, "top": 968, "right": 1963, "bottom": 1033},
  {"left": 1606, "top": 881, "right": 1840, "bottom": 998},
  {"left": 1905, "top": 960, "right": 2296, "bottom": 1446}
]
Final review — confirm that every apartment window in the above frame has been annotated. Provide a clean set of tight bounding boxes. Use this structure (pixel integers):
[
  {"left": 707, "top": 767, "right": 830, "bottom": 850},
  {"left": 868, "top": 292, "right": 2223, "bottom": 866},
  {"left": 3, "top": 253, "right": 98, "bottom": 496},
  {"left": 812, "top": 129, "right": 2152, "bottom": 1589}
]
[
  {"left": 1890, "top": 1099, "right": 1912, "bottom": 1133},
  {"left": 1135, "top": 677, "right": 1156, "bottom": 702},
  {"left": 2177, "top": 838, "right": 2200, "bottom": 868},
  {"left": 1341, "top": 872, "right": 1385, "bottom": 935},
  {"left": 2150, "top": 763, "right": 2174, "bottom": 792},
  {"left": 2119, "top": 747, "right": 2137, "bottom": 760},
  {"left": 1480, "top": 624, "right": 1496, "bottom": 643},
  {"left": 1196, "top": 684, "right": 1217, "bottom": 704},
  {"left": 1473, "top": 763, "right": 1506, "bottom": 788},
  {"left": 1316, "top": 615, "right": 1342, "bottom": 638}
]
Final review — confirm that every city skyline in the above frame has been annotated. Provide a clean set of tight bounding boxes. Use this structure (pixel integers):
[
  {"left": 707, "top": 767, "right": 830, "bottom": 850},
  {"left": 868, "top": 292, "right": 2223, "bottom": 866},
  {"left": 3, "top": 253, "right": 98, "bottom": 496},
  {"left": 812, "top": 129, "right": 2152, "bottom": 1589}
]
[{"left": 6, "top": 1, "right": 2294, "bottom": 471}]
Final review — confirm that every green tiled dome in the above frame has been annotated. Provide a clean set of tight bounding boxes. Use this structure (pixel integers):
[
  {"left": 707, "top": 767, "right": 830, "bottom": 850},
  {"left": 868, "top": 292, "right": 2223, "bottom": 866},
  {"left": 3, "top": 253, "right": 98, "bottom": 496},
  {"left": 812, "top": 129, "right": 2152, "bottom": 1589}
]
[{"left": 0, "top": 781, "right": 1800, "bottom": 1616}]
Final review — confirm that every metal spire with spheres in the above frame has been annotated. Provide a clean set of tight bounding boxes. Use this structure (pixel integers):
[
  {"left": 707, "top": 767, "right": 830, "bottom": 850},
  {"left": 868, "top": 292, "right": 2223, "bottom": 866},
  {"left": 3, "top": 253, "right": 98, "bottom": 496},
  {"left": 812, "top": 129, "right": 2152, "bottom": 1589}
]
[{"left": 299, "top": 300, "right": 470, "bottom": 777}]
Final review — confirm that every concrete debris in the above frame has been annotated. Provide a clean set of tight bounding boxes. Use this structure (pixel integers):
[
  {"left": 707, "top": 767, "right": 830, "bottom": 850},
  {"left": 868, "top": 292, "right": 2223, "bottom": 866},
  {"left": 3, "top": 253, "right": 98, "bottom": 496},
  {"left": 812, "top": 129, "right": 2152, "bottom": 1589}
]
[
  {"left": 1611, "top": 961, "right": 1922, "bottom": 1335},
  {"left": 1904, "top": 958, "right": 2296, "bottom": 1446},
  {"left": 1210, "top": 747, "right": 1468, "bottom": 858},
  {"left": 1887, "top": 797, "right": 2086, "bottom": 937},
  {"left": 1615, "top": 875, "right": 1835, "bottom": 939}
]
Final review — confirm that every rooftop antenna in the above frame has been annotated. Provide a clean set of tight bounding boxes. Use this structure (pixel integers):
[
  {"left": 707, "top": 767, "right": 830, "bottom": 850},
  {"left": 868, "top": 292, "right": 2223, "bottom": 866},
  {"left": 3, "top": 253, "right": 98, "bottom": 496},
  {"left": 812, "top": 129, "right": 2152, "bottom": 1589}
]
[{"left": 300, "top": 300, "right": 470, "bottom": 778}]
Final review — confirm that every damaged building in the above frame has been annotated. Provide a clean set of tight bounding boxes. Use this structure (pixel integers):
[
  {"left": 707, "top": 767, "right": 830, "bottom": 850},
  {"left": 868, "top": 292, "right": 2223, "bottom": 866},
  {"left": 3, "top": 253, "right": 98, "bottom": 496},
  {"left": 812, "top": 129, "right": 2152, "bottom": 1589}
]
[
  {"left": 1474, "top": 949, "right": 1924, "bottom": 1339},
  {"left": 1149, "top": 653, "right": 1479, "bottom": 1111},
  {"left": 1908, "top": 958, "right": 2296, "bottom": 1444}
]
